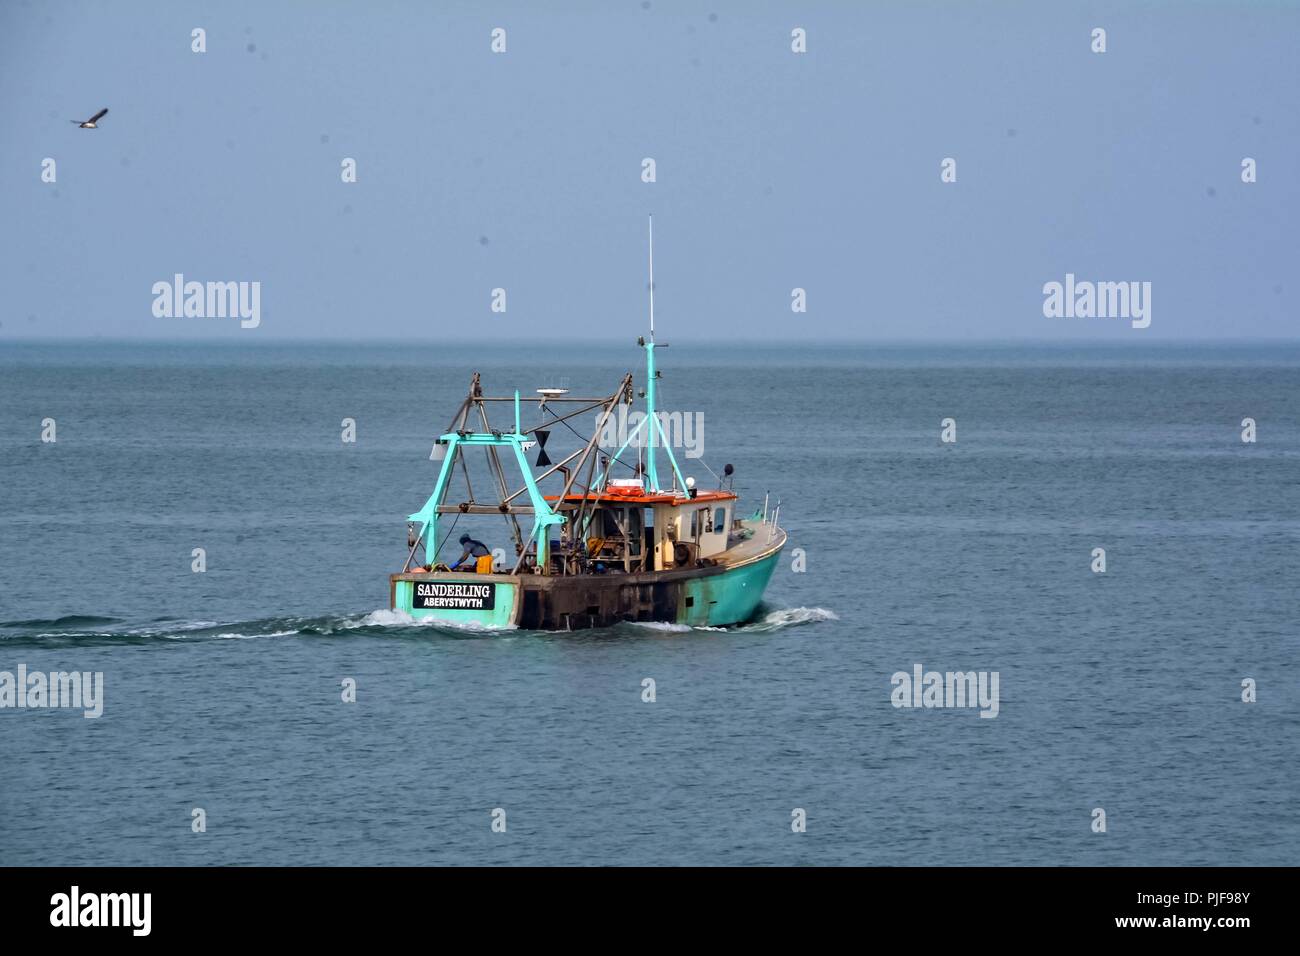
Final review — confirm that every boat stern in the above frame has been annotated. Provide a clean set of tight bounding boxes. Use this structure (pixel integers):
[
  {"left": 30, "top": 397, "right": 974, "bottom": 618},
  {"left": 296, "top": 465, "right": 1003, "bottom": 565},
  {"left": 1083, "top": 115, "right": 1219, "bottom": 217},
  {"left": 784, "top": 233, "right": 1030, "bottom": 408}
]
[{"left": 390, "top": 572, "right": 521, "bottom": 629}]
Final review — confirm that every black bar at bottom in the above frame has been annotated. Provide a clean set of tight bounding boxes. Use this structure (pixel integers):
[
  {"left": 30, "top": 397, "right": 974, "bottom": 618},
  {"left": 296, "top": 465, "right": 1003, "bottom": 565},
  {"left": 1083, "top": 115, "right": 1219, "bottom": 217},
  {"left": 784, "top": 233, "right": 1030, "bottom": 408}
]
[{"left": 0, "top": 866, "right": 1280, "bottom": 941}]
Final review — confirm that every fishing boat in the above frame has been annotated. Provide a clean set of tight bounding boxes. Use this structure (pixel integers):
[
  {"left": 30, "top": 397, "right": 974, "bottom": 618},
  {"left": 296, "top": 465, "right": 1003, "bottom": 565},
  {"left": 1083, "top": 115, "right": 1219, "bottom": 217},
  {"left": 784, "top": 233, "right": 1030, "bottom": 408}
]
[{"left": 389, "top": 222, "right": 786, "bottom": 630}]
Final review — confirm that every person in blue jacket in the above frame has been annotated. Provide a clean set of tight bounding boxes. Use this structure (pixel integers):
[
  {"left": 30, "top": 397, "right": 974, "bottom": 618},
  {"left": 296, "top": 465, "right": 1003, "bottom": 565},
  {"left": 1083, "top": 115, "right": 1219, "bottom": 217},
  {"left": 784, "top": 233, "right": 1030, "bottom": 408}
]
[{"left": 450, "top": 533, "right": 491, "bottom": 571}]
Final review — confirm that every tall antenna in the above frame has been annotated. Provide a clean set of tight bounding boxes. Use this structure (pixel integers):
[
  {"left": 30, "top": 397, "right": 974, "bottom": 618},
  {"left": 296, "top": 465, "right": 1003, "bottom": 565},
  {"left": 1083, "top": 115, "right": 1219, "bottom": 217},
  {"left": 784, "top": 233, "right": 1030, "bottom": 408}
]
[
  {"left": 648, "top": 214, "right": 655, "bottom": 342},
  {"left": 643, "top": 215, "right": 659, "bottom": 491}
]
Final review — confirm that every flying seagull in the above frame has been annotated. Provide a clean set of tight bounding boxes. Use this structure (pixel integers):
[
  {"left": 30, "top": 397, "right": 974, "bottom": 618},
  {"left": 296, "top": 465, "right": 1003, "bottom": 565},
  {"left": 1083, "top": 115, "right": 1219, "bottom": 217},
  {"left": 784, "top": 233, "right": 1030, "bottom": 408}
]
[{"left": 71, "top": 108, "right": 108, "bottom": 129}]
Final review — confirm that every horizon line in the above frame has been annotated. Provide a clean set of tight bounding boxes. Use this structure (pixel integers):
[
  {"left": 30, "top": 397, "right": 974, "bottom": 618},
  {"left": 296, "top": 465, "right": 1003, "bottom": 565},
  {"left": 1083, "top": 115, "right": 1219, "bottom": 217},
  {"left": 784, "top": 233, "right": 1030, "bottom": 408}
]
[{"left": 4, "top": 336, "right": 1300, "bottom": 347}]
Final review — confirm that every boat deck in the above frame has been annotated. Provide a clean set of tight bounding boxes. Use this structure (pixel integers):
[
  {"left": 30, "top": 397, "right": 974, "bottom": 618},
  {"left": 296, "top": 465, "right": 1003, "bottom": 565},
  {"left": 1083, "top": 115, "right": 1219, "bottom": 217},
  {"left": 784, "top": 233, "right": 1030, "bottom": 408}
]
[{"left": 716, "top": 519, "right": 787, "bottom": 569}]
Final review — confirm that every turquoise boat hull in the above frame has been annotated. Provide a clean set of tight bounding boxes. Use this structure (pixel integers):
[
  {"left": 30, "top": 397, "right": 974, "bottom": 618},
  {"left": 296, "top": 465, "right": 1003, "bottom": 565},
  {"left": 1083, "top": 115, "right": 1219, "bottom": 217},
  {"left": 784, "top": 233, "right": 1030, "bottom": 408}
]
[{"left": 680, "top": 545, "right": 782, "bottom": 627}]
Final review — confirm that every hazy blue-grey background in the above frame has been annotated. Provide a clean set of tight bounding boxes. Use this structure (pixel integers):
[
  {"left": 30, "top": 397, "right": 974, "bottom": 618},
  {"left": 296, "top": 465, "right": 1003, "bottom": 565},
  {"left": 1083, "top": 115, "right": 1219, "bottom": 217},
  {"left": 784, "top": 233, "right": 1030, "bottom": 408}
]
[{"left": 1, "top": 0, "right": 1296, "bottom": 341}]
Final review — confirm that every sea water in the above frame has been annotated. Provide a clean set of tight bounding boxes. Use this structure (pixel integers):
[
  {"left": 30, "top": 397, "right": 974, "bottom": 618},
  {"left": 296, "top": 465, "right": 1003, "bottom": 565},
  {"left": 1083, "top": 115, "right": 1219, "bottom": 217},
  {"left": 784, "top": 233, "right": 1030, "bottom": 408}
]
[{"left": 1, "top": 341, "right": 1296, "bottom": 865}]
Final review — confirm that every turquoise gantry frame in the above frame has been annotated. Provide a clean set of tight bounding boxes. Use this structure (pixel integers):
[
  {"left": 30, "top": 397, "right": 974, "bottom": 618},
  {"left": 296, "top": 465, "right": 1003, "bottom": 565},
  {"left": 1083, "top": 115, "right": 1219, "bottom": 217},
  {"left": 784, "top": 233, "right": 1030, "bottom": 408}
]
[
  {"left": 408, "top": 392, "right": 564, "bottom": 572},
  {"left": 408, "top": 336, "right": 689, "bottom": 574}
]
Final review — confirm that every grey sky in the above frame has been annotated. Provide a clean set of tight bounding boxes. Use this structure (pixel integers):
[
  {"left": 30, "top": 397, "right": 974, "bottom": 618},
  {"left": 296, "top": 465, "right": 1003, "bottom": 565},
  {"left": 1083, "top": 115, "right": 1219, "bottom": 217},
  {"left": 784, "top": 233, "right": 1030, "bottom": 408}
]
[{"left": 2, "top": 0, "right": 1296, "bottom": 341}]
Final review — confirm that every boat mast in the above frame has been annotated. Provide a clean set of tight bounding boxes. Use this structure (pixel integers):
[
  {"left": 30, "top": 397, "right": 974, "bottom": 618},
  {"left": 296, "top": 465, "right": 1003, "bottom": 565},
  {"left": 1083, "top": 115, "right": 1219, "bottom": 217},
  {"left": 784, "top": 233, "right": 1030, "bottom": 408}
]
[
  {"left": 644, "top": 214, "right": 661, "bottom": 492},
  {"left": 649, "top": 213, "right": 655, "bottom": 344},
  {"left": 638, "top": 215, "right": 688, "bottom": 495}
]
